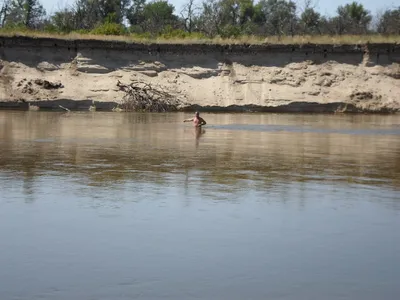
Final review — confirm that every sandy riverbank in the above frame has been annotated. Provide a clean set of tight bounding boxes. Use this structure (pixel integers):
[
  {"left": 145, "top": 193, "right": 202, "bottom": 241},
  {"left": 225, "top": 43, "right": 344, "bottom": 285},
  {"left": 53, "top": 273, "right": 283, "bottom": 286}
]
[{"left": 0, "top": 36, "right": 399, "bottom": 113}]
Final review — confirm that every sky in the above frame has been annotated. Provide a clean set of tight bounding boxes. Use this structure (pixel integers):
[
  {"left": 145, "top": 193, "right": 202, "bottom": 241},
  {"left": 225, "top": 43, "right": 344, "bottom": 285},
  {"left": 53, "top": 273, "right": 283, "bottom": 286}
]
[{"left": 41, "top": 0, "right": 399, "bottom": 17}]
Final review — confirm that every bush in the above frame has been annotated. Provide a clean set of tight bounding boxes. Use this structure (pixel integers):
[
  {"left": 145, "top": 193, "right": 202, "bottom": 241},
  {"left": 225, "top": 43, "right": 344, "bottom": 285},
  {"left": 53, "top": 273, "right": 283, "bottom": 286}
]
[
  {"left": 160, "top": 26, "right": 207, "bottom": 40},
  {"left": 90, "top": 22, "right": 127, "bottom": 36},
  {"left": 72, "top": 29, "right": 91, "bottom": 35},
  {"left": 43, "top": 24, "right": 59, "bottom": 34},
  {"left": 220, "top": 25, "right": 242, "bottom": 38},
  {"left": 0, "top": 23, "right": 30, "bottom": 33},
  {"left": 130, "top": 32, "right": 153, "bottom": 39}
]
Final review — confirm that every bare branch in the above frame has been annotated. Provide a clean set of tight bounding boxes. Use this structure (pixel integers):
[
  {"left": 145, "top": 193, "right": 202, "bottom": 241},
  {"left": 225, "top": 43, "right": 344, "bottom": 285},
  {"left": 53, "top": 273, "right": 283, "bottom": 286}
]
[{"left": 116, "top": 80, "right": 182, "bottom": 112}]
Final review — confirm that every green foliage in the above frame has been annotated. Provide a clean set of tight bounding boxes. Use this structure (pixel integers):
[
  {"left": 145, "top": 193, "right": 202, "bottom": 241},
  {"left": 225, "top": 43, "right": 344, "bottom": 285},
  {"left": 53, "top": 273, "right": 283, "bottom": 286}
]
[
  {"left": 72, "top": 29, "right": 91, "bottom": 35},
  {"left": 105, "top": 12, "right": 118, "bottom": 24},
  {"left": 220, "top": 24, "right": 242, "bottom": 38},
  {"left": 336, "top": 1, "right": 372, "bottom": 34},
  {"left": 42, "top": 23, "right": 58, "bottom": 33},
  {"left": 101, "top": 0, "right": 131, "bottom": 24},
  {"left": 142, "top": 0, "right": 175, "bottom": 20},
  {"left": 377, "top": 7, "right": 400, "bottom": 35},
  {"left": 130, "top": 31, "right": 153, "bottom": 39},
  {"left": 1, "top": 0, "right": 399, "bottom": 41},
  {"left": 50, "top": 8, "right": 77, "bottom": 33},
  {"left": 300, "top": 8, "right": 321, "bottom": 34},
  {"left": 160, "top": 26, "right": 207, "bottom": 39},
  {"left": 90, "top": 22, "right": 127, "bottom": 35},
  {"left": 220, "top": 0, "right": 254, "bottom": 26},
  {"left": 9, "top": 0, "right": 46, "bottom": 28},
  {"left": 254, "top": 0, "right": 297, "bottom": 36},
  {"left": 126, "top": 0, "right": 146, "bottom": 26},
  {"left": 141, "top": 0, "right": 177, "bottom": 34},
  {"left": 197, "top": 0, "right": 223, "bottom": 37},
  {"left": 1, "top": 21, "right": 29, "bottom": 31}
]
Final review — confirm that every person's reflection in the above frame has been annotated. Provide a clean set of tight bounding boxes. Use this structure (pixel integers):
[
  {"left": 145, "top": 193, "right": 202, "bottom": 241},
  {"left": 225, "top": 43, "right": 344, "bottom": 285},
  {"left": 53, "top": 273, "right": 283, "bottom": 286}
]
[
  {"left": 195, "top": 126, "right": 205, "bottom": 148},
  {"left": 23, "top": 167, "right": 36, "bottom": 203}
]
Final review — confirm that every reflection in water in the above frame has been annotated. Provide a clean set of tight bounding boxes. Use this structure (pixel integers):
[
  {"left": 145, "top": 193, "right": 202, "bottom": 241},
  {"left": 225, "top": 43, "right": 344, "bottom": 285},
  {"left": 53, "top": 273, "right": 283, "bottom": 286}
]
[
  {"left": 0, "top": 111, "right": 399, "bottom": 300},
  {"left": 1, "top": 111, "right": 399, "bottom": 192},
  {"left": 195, "top": 127, "right": 205, "bottom": 148}
]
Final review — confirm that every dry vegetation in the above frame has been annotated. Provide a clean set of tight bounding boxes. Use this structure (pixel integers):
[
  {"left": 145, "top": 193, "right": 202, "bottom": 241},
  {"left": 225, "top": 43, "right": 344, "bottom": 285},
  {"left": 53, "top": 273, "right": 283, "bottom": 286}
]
[
  {"left": 0, "top": 30, "right": 399, "bottom": 45},
  {"left": 116, "top": 80, "right": 182, "bottom": 112}
]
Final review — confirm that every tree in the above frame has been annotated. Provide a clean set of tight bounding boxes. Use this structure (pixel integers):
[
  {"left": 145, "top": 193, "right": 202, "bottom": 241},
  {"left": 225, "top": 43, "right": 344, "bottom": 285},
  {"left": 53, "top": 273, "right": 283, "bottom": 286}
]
[
  {"left": 73, "top": 0, "right": 102, "bottom": 29},
  {"left": 140, "top": 0, "right": 177, "bottom": 34},
  {"left": 198, "top": 0, "right": 254, "bottom": 37},
  {"left": 71, "top": 0, "right": 129, "bottom": 30},
  {"left": 126, "top": 0, "right": 145, "bottom": 27},
  {"left": 98, "top": 0, "right": 130, "bottom": 23},
  {"left": 300, "top": 8, "right": 321, "bottom": 34},
  {"left": 377, "top": 7, "right": 400, "bottom": 34},
  {"left": 50, "top": 5, "right": 78, "bottom": 32},
  {"left": 335, "top": 2, "right": 372, "bottom": 34},
  {"left": 180, "top": 0, "right": 200, "bottom": 33},
  {"left": 316, "top": 16, "right": 336, "bottom": 35},
  {"left": 219, "top": 0, "right": 254, "bottom": 26},
  {"left": 0, "top": 0, "right": 12, "bottom": 27},
  {"left": 298, "top": 0, "right": 321, "bottom": 34},
  {"left": 197, "top": 0, "right": 223, "bottom": 37},
  {"left": 253, "top": 0, "right": 297, "bottom": 36},
  {"left": 127, "top": 0, "right": 178, "bottom": 34},
  {"left": 4, "top": 0, "right": 46, "bottom": 28}
]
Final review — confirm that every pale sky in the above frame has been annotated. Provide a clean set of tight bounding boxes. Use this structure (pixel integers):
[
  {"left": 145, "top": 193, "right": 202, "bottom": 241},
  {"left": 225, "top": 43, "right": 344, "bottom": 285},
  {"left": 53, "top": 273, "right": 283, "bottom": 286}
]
[{"left": 42, "top": 0, "right": 399, "bottom": 17}]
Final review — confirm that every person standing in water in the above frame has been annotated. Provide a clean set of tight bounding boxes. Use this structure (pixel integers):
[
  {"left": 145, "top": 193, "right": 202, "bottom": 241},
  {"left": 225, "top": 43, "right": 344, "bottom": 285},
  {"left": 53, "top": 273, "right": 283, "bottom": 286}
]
[{"left": 183, "top": 111, "right": 207, "bottom": 127}]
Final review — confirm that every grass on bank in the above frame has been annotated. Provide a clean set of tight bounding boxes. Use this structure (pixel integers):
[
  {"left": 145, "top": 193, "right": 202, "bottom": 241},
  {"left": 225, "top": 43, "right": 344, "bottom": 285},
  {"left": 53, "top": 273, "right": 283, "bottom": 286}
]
[{"left": 0, "top": 27, "right": 399, "bottom": 45}]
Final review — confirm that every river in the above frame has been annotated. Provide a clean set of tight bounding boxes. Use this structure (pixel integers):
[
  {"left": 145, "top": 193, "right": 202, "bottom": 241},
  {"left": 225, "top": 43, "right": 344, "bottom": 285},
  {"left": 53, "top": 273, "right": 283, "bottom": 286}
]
[{"left": 0, "top": 111, "right": 399, "bottom": 300}]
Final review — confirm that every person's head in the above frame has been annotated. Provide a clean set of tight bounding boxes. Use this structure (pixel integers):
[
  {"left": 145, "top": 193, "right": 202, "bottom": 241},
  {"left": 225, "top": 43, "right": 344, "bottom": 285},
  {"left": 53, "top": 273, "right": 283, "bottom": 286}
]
[{"left": 195, "top": 111, "right": 200, "bottom": 117}]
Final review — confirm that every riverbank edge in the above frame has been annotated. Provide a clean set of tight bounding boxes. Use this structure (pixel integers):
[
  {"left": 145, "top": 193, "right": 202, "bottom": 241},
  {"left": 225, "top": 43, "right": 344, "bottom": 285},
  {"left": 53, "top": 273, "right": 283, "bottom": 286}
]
[
  {"left": 0, "top": 99, "right": 398, "bottom": 114},
  {"left": 1, "top": 36, "right": 399, "bottom": 114},
  {"left": 1, "top": 35, "right": 399, "bottom": 52}
]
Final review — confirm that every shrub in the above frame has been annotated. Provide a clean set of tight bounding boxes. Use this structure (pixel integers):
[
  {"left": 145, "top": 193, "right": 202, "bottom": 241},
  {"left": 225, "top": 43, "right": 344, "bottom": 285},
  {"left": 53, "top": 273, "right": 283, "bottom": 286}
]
[
  {"left": 71, "top": 29, "right": 91, "bottom": 35},
  {"left": 90, "top": 22, "right": 127, "bottom": 36},
  {"left": 160, "top": 26, "right": 207, "bottom": 40}
]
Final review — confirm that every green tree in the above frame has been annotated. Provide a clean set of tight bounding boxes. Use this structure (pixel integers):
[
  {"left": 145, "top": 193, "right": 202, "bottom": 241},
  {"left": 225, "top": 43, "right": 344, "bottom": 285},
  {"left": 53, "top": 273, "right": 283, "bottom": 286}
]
[
  {"left": 50, "top": 6, "right": 77, "bottom": 32},
  {"left": 73, "top": 0, "right": 102, "bottom": 29},
  {"left": 253, "top": 0, "right": 297, "bottom": 36},
  {"left": 98, "top": 0, "right": 130, "bottom": 23},
  {"left": 377, "top": 7, "right": 400, "bottom": 34},
  {"left": 197, "top": 0, "right": 224, "bottom": 37},
  {"left": 213, "top": 0, "right": 254, "bottom": 37},
  {"left": 129, "top": 0, "right": 177, "bottom": 34},
  {"left": 219, "top": 0, "right": 254, "bottom": 26},
  {"left": 126, "top": 0, "right": 146, "bottom": 28},
  {"left": 300, "top": 7, "right": 321, "bottom": 34},
  {"left": 71, "top": 0, "right": 129, "bottom": 29},
  {"left": 4, "top": 0, "right": 46, "bottom": 28},
  {"left": 335, "top": 2, "right": 372, "bottom": 34}
]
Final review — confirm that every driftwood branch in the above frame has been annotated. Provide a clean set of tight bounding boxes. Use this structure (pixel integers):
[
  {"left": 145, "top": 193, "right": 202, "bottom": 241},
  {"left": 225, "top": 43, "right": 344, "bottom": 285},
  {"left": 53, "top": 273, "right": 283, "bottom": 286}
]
[
  {"left": 59, "top": 105, "right": 71, "bottom": 112},
  {"left": 116, "top": 80, "right": 181, "bottom": 112}
]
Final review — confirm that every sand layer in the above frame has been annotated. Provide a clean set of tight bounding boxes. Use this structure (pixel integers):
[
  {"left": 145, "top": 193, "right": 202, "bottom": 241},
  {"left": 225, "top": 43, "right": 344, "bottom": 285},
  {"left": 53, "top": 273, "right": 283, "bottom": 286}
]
[{"left": 0, "top": 36, "right": 399, "bottom": 113}]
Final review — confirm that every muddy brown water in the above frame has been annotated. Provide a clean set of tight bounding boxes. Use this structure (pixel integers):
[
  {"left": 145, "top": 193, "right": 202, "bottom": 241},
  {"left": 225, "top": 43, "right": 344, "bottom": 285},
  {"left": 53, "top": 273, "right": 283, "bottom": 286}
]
[{"left": 0, "top": 111, "right": 399, "bottom": 300}]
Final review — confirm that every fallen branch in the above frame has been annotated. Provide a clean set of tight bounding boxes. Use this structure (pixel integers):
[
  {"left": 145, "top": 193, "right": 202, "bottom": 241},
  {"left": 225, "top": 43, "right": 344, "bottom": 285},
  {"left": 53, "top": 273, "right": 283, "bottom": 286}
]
[
  {"left": 59, "top": 105, "right": 70, "bottom": 112},
  {"left": 116, "top": 80, "right": 181, "bottom": 112}
]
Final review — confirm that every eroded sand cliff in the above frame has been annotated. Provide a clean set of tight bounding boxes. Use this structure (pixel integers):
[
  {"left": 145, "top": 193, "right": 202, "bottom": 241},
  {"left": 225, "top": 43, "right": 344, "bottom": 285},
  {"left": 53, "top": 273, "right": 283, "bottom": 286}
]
[{"left": 0, "top": 36, "right": 399, "bottom": 112}]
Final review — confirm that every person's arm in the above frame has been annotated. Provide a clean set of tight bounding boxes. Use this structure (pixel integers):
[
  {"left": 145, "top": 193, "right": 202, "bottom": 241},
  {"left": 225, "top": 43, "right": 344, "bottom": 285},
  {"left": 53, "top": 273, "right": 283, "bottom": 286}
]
[{"left": 183, "top": 118, "right": 193, "bottom": 122}]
